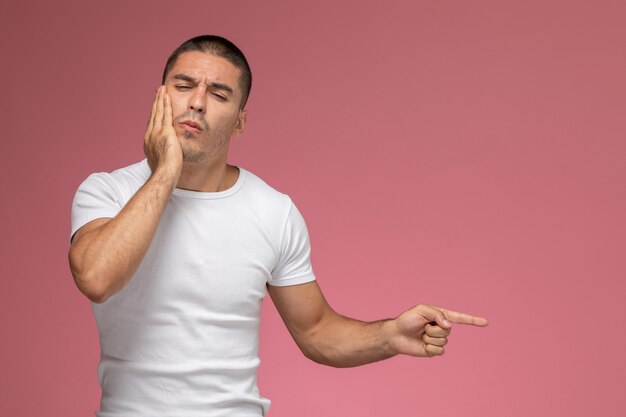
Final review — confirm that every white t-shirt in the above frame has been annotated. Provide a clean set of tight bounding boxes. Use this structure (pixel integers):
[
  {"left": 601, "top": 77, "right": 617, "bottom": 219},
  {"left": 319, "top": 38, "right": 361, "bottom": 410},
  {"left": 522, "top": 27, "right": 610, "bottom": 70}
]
[{"left": 71, "top": 160, "right": 316, "bottom": 417}]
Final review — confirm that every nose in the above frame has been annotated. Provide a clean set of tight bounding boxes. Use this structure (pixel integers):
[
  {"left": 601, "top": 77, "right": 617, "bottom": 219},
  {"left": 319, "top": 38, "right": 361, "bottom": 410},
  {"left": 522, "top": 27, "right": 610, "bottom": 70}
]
[{"left": 188, "top": 87, "right": 207, "bottom": 114}]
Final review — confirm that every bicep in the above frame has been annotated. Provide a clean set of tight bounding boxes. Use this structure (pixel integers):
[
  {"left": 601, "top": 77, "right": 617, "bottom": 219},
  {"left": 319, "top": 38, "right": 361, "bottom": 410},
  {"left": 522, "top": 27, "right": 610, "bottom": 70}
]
[{"left": 267, "top": 280, "right": 334, "bottom": 337}]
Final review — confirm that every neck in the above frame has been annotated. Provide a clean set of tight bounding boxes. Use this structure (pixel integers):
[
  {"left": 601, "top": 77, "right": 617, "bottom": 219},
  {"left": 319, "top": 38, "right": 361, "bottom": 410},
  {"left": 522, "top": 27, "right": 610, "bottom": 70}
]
[{"left": 176, "top": 159, "right": 239, "bottom": 192}]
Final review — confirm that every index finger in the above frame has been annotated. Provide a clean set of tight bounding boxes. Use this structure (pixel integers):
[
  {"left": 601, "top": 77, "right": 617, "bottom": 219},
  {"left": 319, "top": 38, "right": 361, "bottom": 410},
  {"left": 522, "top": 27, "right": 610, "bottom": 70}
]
[
  {"left": 433, "top": 305, "right": 489, "bottom": 327},
  {"left": 147, "top": 86, "right": 160, "bottom": 131}
]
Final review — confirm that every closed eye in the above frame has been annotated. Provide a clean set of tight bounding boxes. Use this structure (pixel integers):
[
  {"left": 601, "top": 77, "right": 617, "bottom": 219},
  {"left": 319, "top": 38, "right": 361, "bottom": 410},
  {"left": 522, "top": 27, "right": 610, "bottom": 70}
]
[{"left": 175, "top": 85, "right": 192, "bottom": 91}]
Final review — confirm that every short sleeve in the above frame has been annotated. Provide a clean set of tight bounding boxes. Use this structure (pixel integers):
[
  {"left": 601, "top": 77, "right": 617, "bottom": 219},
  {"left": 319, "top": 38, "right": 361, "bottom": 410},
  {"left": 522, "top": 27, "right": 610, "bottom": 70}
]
[
  {"left": 269, "top": 200, "right": 316, "bottom": 286},
  {"left": 70, "top": 173, "right": 124, "bottom": 242}
]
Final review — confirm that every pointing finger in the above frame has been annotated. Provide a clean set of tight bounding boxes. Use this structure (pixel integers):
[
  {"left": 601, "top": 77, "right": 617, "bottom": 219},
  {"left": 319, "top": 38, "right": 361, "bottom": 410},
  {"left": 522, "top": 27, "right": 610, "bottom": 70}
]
[{"left": 432, "top": 305, "right": 489, "bottom": 327}]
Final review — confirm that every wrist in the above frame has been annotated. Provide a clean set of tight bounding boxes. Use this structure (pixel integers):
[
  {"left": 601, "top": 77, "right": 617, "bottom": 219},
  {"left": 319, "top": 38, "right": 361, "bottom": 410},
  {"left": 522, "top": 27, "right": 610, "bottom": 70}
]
[
  {"left": 381, "top": 318, "right": 401, "bottom": 357},
  {"left": 150, "top": 162, "right": 181, "bottom": 190}
]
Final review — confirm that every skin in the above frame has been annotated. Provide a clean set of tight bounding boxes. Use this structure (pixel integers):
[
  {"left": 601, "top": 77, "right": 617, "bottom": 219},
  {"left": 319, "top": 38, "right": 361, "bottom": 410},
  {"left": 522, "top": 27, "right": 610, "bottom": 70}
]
[{"left": 68, "top": 50, "right": 488, "bottom": 368}]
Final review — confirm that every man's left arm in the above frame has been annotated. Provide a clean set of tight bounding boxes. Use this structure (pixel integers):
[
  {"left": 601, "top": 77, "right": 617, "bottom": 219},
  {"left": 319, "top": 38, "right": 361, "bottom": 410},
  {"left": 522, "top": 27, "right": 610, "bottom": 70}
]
[{"left": 267, "top": 281, "right": 488, "bottom": 368}]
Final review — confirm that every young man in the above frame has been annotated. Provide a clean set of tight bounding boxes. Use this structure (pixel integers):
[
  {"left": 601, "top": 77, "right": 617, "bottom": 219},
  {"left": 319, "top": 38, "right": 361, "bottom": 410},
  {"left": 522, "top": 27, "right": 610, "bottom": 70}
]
[{"left": 69, "top": 35, "right": 488, "bottom": 417}]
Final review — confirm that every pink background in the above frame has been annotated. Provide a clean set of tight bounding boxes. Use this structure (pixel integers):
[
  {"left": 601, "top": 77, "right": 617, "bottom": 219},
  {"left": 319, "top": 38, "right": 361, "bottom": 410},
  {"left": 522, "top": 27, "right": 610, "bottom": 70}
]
[{"left": 2, "top": 0, "right": 625, "bottom": 416}]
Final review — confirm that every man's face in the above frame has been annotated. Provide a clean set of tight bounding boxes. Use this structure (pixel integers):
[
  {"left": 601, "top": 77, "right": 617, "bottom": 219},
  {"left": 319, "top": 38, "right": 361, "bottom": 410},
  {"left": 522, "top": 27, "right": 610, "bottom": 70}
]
[{"left": 164, "top": 51, "right": 247, "bottom": 164}]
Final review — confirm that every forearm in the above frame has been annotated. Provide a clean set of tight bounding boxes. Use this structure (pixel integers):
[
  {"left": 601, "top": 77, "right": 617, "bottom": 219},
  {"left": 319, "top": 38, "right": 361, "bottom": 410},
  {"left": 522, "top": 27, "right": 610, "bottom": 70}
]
[
  {"left": 270, "top": 283, "right": 487, "bottom": 366},
  {"left": 69, "top": 166, "right": 179, "bottom": 303},
  {"left": 298, "top": 311, "right": 398, "bottom": 368}
]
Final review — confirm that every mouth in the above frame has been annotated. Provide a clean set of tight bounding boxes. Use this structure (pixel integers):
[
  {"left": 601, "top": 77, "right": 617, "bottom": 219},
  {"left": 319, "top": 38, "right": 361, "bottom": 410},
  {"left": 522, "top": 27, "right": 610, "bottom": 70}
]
[{"left": 179, "top": 120, "right": 203, "bottom": 133}]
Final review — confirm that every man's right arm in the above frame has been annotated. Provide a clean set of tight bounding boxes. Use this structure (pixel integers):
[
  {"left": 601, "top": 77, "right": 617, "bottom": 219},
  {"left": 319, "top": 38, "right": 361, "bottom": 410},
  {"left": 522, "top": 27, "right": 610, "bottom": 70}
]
[{"left": 68, "top": 87, "right": 181, "bottom": 303}]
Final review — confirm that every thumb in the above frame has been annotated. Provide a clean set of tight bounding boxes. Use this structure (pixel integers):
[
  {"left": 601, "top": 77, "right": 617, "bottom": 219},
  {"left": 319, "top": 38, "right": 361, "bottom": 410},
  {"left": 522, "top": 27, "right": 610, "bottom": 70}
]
[
  {"left": 417, "top": 304, "right": 451, "bottom": 329},
  {"left": 435, "top": 313, "right": 452, "bottom": 329}
]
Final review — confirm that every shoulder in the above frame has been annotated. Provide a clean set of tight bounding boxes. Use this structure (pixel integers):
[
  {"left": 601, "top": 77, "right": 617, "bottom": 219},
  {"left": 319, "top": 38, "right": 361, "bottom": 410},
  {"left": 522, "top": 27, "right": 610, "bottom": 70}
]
[
  {"left": 103, "top": 159, "right": 151, "bottom": 191},
  {"left": 239, "top": 167, "right": 294, "bottom": 209},
  {"left": 78, "top": 159, "right": 151, "bottom": 203},
  {"left": 237, "top": 168, "right": 308, "bottom": 234}
]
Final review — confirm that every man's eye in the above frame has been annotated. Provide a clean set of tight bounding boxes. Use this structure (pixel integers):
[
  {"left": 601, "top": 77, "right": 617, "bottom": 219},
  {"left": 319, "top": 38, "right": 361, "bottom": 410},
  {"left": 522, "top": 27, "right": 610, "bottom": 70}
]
[
  {"left": 175, "top": 85, "right": 191, "bottom": 91},
  {"left": 213, "top": 93, "right": 227, "bottom": 101}
]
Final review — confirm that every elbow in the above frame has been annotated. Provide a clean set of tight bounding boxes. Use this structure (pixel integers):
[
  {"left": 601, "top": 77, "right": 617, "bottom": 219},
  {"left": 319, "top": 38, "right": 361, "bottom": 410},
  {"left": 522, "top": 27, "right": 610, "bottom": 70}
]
[
  {"left": 294, "top": 311, "right": 350, "bottom": 368},
  {"left": 68, "top": 252, "right": 113, "bottom": 304},
  {"left": 302, "top": 349, "right": 335, "bottom": 367},
  {"left": 296, "top": 332, "right": 349, "bottom": 368},
  {"left": 299, "top": 343, "right": 329, "bottom": 366},
  {"left": 72, "top": 268, "right": 113, "bottom": 304},
  {"left": 289, "top": 329, "right": 330, "bottom": 366},
  {"left": 301, "top": 346, "right": 350, "bottom": 368},
  {"left": 83, "top": 284, "right": 111, "bottom": 304}
]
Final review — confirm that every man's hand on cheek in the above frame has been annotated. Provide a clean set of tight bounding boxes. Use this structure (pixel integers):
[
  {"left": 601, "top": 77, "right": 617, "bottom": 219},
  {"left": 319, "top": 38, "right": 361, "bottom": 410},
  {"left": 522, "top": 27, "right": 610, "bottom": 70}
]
[{"left": 144, "top": 86, "right": 183, "bottom": 175}]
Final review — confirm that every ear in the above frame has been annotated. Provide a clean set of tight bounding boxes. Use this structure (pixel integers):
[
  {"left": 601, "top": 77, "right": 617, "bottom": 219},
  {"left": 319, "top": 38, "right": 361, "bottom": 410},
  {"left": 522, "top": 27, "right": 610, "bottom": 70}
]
[{"left": 233, "top": 109, "right": 248, "bottom": 136}]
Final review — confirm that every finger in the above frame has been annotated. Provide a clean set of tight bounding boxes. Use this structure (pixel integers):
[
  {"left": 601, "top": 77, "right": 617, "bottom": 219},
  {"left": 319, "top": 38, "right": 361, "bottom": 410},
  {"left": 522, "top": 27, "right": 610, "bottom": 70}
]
[
  {"left": 423, "top": 334, "right": 448, "bottom": 347},
  {"left": 416, "top": 304, "right": 451, "bottom": 329},
  {"left": 153, "top": 85, "right": 164, "bottom": 133},
  {"left": 425, "top": 344, "right": 444, "bottom": 357},
  {"left": 425, "top": 323, "right": 451, "bottom": 338},
  {"left": 148, "top": 87, "right": 159, "bottom": 125},
  {"left": 163, "top": 91, "right": 173, "bottom": 129},
  {"left": 433, "top": 306, "right": 489, "bottom": 327},
  {"left": 145, "top": 87, "right": 160, "bottom": 140}
]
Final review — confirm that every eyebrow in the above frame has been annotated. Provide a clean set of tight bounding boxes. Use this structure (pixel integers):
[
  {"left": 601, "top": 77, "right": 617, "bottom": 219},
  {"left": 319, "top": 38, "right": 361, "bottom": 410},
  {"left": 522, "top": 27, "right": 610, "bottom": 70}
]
[{"left": 172, "top": 73, "right": 234, "bottom": 94}]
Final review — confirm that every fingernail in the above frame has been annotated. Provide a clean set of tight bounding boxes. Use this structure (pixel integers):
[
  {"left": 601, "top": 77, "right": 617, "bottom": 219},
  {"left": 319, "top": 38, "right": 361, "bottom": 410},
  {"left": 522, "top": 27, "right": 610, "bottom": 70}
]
[{"left": 443, "top": 319, "right": 450, "bottom": 326}]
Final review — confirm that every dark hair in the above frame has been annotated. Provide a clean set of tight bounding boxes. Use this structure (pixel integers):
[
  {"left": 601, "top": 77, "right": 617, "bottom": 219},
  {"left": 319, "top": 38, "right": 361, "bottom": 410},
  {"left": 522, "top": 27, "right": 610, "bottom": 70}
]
[{"left": 162, "top": 35, "right": 252, "bottom": 108}]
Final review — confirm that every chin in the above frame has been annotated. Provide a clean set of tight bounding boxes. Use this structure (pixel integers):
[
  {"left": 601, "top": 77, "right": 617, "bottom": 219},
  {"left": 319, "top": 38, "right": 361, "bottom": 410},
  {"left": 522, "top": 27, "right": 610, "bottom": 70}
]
[
  {"left": 180, "top": 130, "right": 197, "bottom": 140},
  {"left": 182, "top": 149, "right": 206, "bottom": 164}
]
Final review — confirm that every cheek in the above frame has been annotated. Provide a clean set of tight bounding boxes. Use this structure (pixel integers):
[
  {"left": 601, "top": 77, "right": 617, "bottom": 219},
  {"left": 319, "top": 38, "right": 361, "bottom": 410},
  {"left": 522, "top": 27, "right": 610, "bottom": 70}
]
[
  {"left": 166, "top": 92, "right": 185, "bottom": 117},
  {"left": 213, "top": 114, "right": 238, "bottom": 133},
  {"left": 172, "top": 102, "right": 186, "bottom": 118}
]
